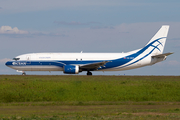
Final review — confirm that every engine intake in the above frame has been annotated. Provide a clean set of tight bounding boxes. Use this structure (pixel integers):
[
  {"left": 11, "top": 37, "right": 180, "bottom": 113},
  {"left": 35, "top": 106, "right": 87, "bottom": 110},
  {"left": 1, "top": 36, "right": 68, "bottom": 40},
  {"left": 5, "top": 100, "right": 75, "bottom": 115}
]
[{"left": 63, "top": 65, "right": 79, "bottom": 74}]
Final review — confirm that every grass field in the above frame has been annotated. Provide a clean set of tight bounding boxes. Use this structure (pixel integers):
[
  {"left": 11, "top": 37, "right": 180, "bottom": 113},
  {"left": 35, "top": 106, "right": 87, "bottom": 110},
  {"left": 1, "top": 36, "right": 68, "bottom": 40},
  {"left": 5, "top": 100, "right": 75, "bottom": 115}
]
[{"left": 0, "top": 75, "right": 180, "bottom": 119}]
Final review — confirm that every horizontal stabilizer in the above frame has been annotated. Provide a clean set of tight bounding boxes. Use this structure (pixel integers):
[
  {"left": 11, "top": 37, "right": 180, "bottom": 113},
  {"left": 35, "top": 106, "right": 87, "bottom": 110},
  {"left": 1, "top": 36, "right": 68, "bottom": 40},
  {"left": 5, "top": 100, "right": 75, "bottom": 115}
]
[{"left": 152, "top": 52, "right": 173, "bottom": 58}]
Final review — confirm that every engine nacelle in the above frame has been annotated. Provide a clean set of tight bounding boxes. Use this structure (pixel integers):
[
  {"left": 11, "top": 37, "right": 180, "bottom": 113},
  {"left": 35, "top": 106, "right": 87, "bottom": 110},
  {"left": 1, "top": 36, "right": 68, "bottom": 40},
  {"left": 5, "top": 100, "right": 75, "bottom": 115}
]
[{"left": 63, "top": 65, "right": 79, "bottom": 74}]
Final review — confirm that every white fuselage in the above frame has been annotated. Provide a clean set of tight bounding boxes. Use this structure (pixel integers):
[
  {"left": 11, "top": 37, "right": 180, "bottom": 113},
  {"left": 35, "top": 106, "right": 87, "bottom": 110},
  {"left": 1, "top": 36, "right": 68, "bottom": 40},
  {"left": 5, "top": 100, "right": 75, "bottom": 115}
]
[{"left": 6, "top": 49, "right": 156, "bottom": 72}]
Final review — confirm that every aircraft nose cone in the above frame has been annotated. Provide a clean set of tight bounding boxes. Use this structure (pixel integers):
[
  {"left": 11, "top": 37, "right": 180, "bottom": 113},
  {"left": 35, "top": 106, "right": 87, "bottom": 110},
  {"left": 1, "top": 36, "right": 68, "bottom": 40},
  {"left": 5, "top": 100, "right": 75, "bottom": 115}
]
[{"left": 5, "top": 61, "right": 12, "bottom": 66}]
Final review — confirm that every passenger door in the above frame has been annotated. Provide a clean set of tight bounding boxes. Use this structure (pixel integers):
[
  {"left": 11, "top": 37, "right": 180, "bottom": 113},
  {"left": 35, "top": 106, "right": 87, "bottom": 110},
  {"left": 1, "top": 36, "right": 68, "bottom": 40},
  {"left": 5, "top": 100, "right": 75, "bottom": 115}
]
[{"left": 26, "top": 55, "right": 31, "bottom": 64}]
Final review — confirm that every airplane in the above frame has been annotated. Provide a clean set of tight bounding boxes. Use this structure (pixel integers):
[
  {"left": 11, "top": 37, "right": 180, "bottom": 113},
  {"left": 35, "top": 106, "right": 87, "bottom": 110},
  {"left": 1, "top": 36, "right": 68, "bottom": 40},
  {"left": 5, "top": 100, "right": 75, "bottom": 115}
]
[{"left": 5, "top": 25, "right": 173, "bottom": 75}]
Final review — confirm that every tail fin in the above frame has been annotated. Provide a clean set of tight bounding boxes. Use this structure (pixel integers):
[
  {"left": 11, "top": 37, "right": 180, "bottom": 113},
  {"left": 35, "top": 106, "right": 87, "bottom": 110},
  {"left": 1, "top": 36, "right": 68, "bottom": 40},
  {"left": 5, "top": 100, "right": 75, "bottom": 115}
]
[{"left": 145, "top": 25, "right": 169, "bottom": 55}]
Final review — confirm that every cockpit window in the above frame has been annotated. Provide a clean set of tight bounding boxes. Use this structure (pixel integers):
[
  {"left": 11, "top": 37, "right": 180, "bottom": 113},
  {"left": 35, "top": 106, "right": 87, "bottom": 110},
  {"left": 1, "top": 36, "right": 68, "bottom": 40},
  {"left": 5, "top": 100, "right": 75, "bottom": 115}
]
[{"left": 13, "top": 58, "right": 20, "bottom": 61}]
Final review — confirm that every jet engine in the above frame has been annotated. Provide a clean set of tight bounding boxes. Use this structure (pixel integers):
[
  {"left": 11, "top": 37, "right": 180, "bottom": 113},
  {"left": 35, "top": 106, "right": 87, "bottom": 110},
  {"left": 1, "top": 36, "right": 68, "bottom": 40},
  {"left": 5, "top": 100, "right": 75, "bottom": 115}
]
[{"left": 63, "top": 65, "right": 80, "bottom": 74}]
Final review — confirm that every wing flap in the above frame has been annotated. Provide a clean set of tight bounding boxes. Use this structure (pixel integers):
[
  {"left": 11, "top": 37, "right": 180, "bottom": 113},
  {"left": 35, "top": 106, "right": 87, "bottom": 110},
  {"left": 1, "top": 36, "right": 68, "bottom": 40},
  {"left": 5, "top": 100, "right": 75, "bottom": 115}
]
[{"left": 80, "top": 61, "right": 111, "bottom": 70}]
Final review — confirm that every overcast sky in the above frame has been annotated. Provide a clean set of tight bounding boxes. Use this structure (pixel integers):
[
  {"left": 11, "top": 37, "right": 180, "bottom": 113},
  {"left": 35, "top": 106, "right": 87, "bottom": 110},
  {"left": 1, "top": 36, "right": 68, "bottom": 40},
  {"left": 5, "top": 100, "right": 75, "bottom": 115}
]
[{"left": 0, "top": 0, "right": 180, "bottom": 75}]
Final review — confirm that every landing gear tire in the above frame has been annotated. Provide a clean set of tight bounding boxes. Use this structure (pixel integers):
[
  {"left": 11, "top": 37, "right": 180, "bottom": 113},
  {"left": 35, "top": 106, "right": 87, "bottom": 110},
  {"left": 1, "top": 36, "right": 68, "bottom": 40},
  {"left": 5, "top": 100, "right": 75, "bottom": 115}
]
[
  {"left": 87, "top": 71, "right": 92, "bottom": 76},
  {"left": 22, "top": 72, "right": 26, "bottom": 75}
]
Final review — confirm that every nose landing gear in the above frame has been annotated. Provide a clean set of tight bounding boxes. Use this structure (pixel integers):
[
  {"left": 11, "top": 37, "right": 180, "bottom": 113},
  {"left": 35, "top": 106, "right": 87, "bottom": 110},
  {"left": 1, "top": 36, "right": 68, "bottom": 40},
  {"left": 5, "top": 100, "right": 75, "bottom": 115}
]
[
  {"left": 16, "top": 70, "right": 26, "bottom": 75},
  {"left": 22, "top": 72, "right": 26, "bottom": 75}
]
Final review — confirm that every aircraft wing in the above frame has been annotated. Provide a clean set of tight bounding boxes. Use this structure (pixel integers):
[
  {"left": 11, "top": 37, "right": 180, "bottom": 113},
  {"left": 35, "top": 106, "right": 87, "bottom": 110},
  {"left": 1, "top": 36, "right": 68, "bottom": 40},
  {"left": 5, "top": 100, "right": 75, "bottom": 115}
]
[
  {"left": 152, "top": 52, "right": 174, "bottom": 58},
  {"left": 80, "top": 61, "right": 111, "bottom": 71}
]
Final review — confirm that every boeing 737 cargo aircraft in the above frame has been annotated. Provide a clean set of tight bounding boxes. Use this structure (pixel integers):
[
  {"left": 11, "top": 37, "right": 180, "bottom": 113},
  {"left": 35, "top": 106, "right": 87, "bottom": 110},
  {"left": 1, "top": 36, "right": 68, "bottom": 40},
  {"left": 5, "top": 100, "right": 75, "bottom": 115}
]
[{"left": 6, "top": 25, "right": 173, "bottom": 75}]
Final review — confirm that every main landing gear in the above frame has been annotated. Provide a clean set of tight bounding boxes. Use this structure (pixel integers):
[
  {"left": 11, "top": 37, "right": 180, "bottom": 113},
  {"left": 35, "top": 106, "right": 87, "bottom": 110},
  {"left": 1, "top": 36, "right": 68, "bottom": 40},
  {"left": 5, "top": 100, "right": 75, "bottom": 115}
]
[{"left": 87, "top": 71, "right": 92, "bottom": 75}]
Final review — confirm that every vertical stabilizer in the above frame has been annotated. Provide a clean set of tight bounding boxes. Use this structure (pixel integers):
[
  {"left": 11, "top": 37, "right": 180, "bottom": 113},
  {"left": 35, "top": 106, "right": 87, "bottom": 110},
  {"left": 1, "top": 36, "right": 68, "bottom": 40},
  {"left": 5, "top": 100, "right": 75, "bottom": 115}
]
[{"left": 145, "top": 25, "right": 169, "bottom": 55}]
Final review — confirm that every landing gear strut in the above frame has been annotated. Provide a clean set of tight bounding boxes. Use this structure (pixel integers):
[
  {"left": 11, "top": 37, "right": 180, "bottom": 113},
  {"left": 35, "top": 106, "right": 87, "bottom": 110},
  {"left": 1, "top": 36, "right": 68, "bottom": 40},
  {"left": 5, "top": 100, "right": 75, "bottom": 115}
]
[{"left": 87, "top": 71, "right": 92, "bottom": 75}]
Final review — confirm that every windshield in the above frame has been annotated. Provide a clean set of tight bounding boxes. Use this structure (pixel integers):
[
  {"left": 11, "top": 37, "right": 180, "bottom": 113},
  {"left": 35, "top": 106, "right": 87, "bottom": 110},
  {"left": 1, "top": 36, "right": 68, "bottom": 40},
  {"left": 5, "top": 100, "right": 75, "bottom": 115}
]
[{"left": 13, "top": 58, "right": 20, "bottom": 61}]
